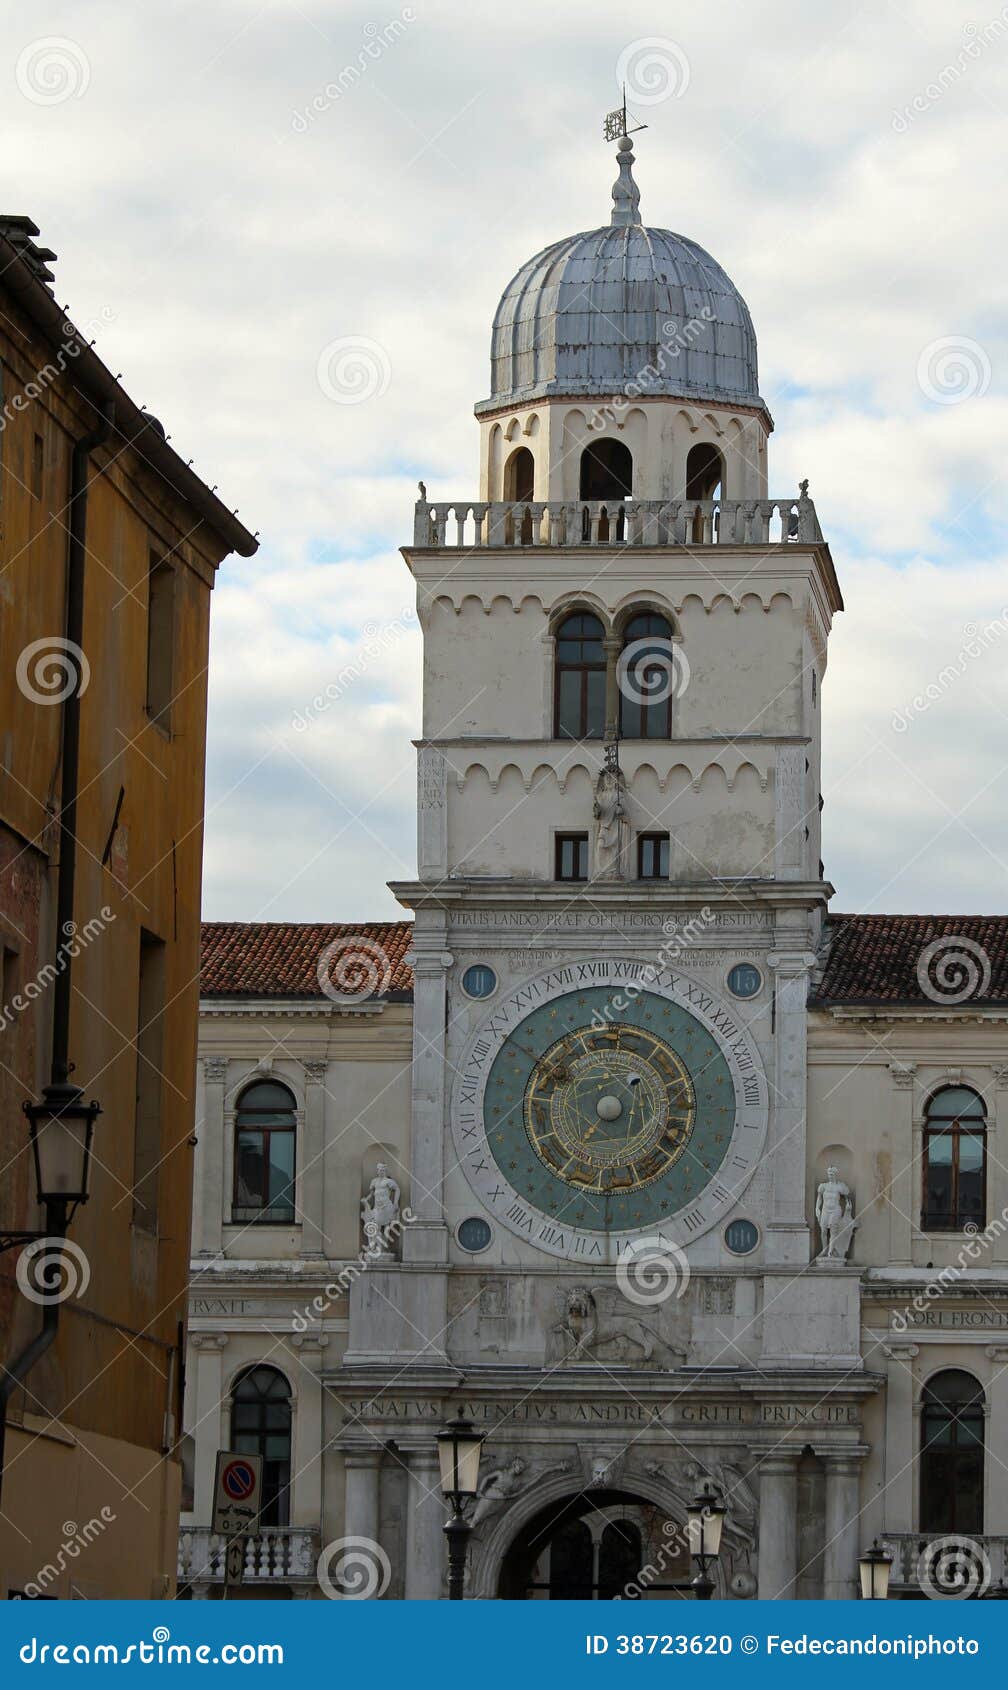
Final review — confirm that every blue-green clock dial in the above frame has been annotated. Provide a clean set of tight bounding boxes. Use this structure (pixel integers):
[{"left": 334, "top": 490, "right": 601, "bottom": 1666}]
[{"left": 453, "top": 960, "right": 768, "bottom": 1261}]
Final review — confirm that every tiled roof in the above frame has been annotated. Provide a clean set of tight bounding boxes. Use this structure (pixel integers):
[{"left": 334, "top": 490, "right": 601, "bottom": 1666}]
[
  {"left": 200, "top": 921, "right": 414, "bottom": 999},
  {"left": 811, "top": 914, "right": 1008, "bottom": 1007}
]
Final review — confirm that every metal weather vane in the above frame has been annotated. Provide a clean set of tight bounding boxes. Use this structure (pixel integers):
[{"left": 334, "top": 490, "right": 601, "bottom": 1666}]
[{"left": 603, "top": 85, "right": 647, "bottom": 143}]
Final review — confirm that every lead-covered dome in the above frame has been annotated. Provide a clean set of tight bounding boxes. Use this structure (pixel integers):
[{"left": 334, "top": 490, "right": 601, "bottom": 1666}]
[{"left": 480, "top": 138, "right": 767, "bottom": 420}]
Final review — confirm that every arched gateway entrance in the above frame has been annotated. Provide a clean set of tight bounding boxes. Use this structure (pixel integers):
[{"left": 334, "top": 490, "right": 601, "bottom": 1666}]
[{"left": 499, "top": 1490, "right": 693, "bottom": 1600}]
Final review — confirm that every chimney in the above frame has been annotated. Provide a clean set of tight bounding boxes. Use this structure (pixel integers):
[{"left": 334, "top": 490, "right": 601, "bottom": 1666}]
[{"left": 0, "top": 216, "right": 57, "bottom": 288}]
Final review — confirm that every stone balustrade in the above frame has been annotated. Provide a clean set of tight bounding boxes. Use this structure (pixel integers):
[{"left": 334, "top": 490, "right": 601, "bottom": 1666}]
[
  {"left": 178, "top": 1526, "right": 320, "bottom": 1588},
  {"left": 881, "top": 1532, "right": 1008, "bottom": 1595},
  {"left": 412, "top": 495, "right": 822, "bottom": 549}
]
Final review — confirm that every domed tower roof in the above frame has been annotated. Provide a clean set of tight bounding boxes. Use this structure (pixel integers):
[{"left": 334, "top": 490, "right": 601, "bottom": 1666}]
[{"left": 479, "top": 138, "right": 768, "bottom": 423}]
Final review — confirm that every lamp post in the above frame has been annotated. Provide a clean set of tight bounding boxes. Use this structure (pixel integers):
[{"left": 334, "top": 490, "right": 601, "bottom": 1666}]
[
  {"left": 686, "top": 1481, "right": 726, "bottom": 1600},
  {"left": 0, "top": 1084, "right": 100, "bottom": 1504},
  {"left": 437, "top": 1416, "right": 485, "bottom": 1600},
  {"left": 859, "top": 1540, "right": 893, "bottom": 1601}
]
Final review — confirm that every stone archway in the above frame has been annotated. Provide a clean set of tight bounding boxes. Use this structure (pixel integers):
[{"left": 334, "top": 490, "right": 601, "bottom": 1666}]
[
  {"left": 465, "top": 1465, "right": 742, "bottom": 1601},
  {"left": 499, "top": 1488, "right": 692, "bottom": 1600}
]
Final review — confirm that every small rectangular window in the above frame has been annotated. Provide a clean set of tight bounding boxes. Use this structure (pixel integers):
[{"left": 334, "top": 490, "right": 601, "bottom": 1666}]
[
  {"left": 133, "top": 929, "right": 166, "bottom": 1233},
  {"left": 638, "top": 833, "right": 670, "bottom": 880},
  {"left": 146, "top": 552, "right": 175, "bottom": 731},
  {"left": 556, "top": 833, "right": 588, "bottom": 881}
]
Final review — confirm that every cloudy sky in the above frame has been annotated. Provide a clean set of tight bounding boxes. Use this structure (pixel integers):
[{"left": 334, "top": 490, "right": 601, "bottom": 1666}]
[{"left": 11, "top": 0, "right": 1008, "bottom": 918}]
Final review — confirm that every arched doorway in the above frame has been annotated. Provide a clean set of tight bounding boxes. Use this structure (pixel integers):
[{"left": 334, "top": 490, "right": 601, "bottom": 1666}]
[{"left": 499, "top": 1489, "right": 693, "bottom": 1600}]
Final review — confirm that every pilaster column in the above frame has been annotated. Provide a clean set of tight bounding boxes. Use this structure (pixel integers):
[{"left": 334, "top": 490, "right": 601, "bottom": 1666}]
[
  {"left": 403, "top": 934, "right": 452, "bottom": 1264},
  {"left": 197, "top": 1058, "right": 228, "bottom": 1254},
  {"left": 757, "top": 1453, "right": 798, "bottom": 1599},
  {"left": 603, "top": 635, "right": 621, "bottom": 739},
  {"left": 887, "top": 1064, "right": 917, "bottom": 1264},
  {"left": 403, "top": 1447, "right": 445, "bottom": 1599},
  {"left": 766, "top": 949, "right": 817, "bottom": 1246},
  {"left": 882, "top": 1341, "right": 919, "bottom": 1533},
  {"left": 823, "top": 1455, "right": 863, "bottom": 1600},
  {"left": 343, "top": 1448, "right": 383, "bottom": 1555},
  {"left": 301, "top": 1061, "right": 328, "bottom": 1256},
  {"left": 190, "top": 1334, "right": 229, "bottom": 1521}
]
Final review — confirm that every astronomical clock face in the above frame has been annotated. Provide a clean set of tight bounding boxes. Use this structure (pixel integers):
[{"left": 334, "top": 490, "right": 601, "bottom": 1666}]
[{"left": 452, "top": 961, "right": 768, "bottom": 1261}]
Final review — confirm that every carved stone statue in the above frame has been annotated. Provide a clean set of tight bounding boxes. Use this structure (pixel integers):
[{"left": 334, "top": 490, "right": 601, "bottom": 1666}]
[
  {"left": 469, "top": 1454, "right": 573, "bottom": 1527},
  {"left": 815, "top": 1165, "right": 857, "bottom": 1261},
  {"left": 592, "top": 745, "right": 627, "bottom": 881},
  {"left": 361, "top": 1162, "right": 401, "bottom": 1258},
  {"left": 549, "top": 1285, "right": 683, "bottom": 1367}
]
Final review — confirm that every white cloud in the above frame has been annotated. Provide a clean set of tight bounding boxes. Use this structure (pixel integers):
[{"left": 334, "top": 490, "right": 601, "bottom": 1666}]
[{"left": 10, "top": 0, "right": 1008, "bottom": 916}]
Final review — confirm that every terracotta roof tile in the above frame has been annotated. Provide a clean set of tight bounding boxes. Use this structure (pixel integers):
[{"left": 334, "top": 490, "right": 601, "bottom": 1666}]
[
  {"left": 200, "top": 921, "right": 414, "bottom": 999},
  {"left": 811, "top": 914, "right": 1008, "bottom": 1007}
]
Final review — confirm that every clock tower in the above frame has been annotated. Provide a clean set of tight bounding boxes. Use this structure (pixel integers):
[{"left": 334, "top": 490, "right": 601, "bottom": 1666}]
[{"left": 341, "top": 134, "right": 868, "bottom": 1603}]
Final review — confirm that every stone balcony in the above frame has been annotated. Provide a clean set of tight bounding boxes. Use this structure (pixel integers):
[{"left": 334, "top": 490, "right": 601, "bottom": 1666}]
[
  {"left": 881, "top": 1533, "right": 1008, "bottom": 1597},
  {"left": 178, "top": 1527, "right": 320, "bottom": 1593},
  {"left": 412, "top": 495, "right": 823, "bottom": 550}
]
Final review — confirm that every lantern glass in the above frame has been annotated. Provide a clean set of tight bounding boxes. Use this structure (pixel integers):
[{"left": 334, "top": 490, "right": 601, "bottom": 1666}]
[
  {"left": 437, "top": 1419, "right": 484, "bottom": 1499},
  {"left": 686, "top": 1485, "right": 726, "bottom": 1558},
  {"left": 27, "top": 1090, "right": 97, "bottom": 1205},
  {"left": 858, "top": 1542, "right": 892, "bottom": 1600}
]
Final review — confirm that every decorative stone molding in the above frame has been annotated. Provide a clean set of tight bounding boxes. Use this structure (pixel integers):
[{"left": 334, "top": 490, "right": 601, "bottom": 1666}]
[
  {"left": 190, "top": 1333, "right": 230, "bottom": 1352},
  {"left": 202, "top": 1057, "right": 229, "bottom": 1084},
  {"left": 993, "top": 1067, "right": 1008, "bottom": 1090},
  {"left": 985, "top": 1345, "right": 1008, "bottom": 1364},
  {"left": 883, "top": 1341, "right": 919, "bottom": 1361},
  {"left": 302, "top": 1060, "right": 328, "bottom": 1087},
  {"left": 889, "top": 1062, "right": 917, "bottom": 1090}
]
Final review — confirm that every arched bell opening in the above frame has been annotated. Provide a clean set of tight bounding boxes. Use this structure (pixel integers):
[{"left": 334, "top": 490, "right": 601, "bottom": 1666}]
[
  {"left": 580, "top": 440, "right": 633, "bottom": 541},
  {"left": 503, "top": 445, "right": 535, "bottom": 543},
  {"left": 685, "top": 442, "right": 724, "bottom": 542},
  {"left": 498, "top": 1488, "right": 693, "bottom": 1600}
]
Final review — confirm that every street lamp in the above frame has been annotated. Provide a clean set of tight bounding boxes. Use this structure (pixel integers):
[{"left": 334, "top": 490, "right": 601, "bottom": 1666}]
[
  {"left": 437, "top": 1416, "right": 485, "bottom": 1600},
  {"left": 859, "top": 1539, "right": 893, "bottom": 1601},
  {"left": 1, "top": 1084, "right": 100, "bottom": 1254},
  {"left": 686, "top": 1481, "right": 726, "bottom": 1600}
]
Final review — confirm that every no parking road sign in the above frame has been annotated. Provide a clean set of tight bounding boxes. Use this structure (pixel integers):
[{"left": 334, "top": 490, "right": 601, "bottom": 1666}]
[{"left": 212, "top": 1451, "right": 263, "bottom": 1538}]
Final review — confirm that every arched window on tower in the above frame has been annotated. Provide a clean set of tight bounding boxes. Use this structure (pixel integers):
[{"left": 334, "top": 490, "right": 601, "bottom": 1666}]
[
  {"left": 619, "top": 612, "right": 677, "bottom": 739},
  {"left": 232, "top": 1079, "right": 297, "bottom": 1224},
  {"left": 921, "top": 1086, "right": 986, "bottom": 1231},
  {"left": 580, "top": 440, "right": 632, "bottom": 541},
  {"left": 554, "top": 612, "right": 606, "bottom": 740},
  {"left": 231, "top": 1365, "right": 292, "bottom": 1528},
  {"left": 503, "top": 446, "right": 535, "bottom": 544},
  {"left": 685, "top": 443, "right": 724, "bottom": 543},
  {"left": 919, "top": 1370, "right": 985, "bottom": 1537}
]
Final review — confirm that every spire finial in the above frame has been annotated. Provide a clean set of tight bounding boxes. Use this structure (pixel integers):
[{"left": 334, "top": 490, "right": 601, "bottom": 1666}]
[
  {"left": 604, "top": 86, "right": 645, "bottom": 227},
  {"left": 611, "top": 135, "right": 641, "bottom": 227}
]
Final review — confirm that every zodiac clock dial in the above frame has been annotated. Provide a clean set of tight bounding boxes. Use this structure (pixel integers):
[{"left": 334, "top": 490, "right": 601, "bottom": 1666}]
[{"left": 452, "top": 961, "right": 769, "bottom": 1261}]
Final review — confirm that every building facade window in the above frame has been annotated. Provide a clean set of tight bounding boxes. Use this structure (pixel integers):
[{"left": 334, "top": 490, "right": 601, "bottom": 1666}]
[
  {"left": 637, "top": 832, "right": 669, "bottom": 879},
  {"left": 619, "top": 613, "right": 677, "bottom": 738},
  {"left": 555, "top": 833, "right": 589, "bottom": 882},
  {"left": 921, "top": 1085, "right": 986, "bottom": 1231},
  {"left": 919, "top": 1369, "right": 985, "bottom": 1537},
  {"left": 232, "top": 1079, "right": 297, "bottom": 1223},
  {"left": 230, "top": 1366, "right": 292, "bottom": 1528},
  {"left": 554, "top": 613, "right": 606, "bottom": 739}
]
